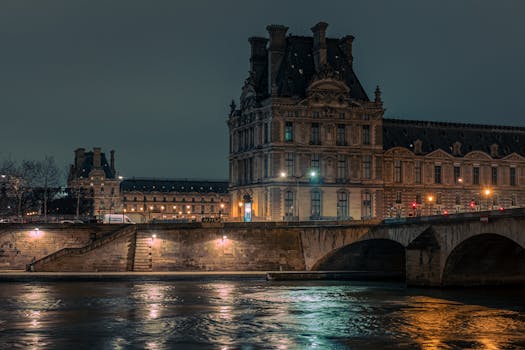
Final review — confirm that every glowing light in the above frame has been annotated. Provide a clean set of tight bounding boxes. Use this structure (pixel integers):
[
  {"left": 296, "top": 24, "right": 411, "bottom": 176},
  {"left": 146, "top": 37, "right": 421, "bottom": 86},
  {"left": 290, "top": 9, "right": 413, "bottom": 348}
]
[
  {"left": 484, "top": 188, "right": 492, "bottom": 196},
  {"left": 427, "top": 195, "right": 434, "bottom": 202},
  {"left": 280, "top": 171, "right": 287, "bottom": 178},
  {"left": 152, "top": 234, "right": 157, "bottom": 239},
  {"left": 222, "top": 235, "right": 227, "bottom": 240},
  {"left": 238, "top": 201, "right": 243, "bottom": 207},
  {"left": 310, "top": 170, "right": 317, "bottom": 178}
]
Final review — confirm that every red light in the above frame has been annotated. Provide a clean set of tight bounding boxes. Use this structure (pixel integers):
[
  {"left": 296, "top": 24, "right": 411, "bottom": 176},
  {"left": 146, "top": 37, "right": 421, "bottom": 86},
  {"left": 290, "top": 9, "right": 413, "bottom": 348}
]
[
  {"left": 443, "top": 210, "right": 449, "bottom": 215},
  {"left": 411, "top": 202, "right": 417, "bottom": 209},
  {"left": 469, "top": 201, "right": 475, "bottom": 209},
  {"left": 499, "top": 207, "right": 505, "bottom": 211}
]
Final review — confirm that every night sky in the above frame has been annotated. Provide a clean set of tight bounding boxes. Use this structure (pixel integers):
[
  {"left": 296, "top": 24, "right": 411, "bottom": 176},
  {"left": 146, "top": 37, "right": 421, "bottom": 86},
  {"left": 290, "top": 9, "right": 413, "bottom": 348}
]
[{"left": 1, "top": 1, "right": 524, "bottom": 180}]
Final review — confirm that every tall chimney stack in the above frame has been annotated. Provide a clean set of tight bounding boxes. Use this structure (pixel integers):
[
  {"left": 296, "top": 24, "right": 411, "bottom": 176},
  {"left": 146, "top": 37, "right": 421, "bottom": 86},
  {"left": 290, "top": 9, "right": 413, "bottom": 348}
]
[
  {"left": 110, "top": 150, "right": 115, "bottom": 173},
  {"left": 248, "top": 36, "right": 268, "bottom": 89},
  {"left": 266, "top": 24, "right": 288, "bottom": 95},
  {"left": 311, "top": 22, "right": 328, "bottom": 71},
  {"left": 93, "top": 147, "right": 102, "bottom": 169},
  {"left": 339, "top": 35, "right": 354, "bottom": 66},
  {"left": 74, "top": 148, "right": 85, "bottom": 169}
]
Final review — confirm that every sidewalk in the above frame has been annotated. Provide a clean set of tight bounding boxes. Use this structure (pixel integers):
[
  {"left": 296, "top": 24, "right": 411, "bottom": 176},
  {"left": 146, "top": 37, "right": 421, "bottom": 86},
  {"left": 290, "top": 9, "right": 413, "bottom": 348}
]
[{"left": 0, "top": 270, "right": 268, "bottom": 282}]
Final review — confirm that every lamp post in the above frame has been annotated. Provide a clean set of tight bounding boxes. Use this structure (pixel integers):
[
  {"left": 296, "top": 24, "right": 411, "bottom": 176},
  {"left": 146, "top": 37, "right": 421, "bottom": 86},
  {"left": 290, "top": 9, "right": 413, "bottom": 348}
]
[
  {"left": 280, "top": 170, "right": 318, "bottom": 221},
  {"left": 427, "top": 194, "right": 434, "bottom": 216},
  {"left": 483, "top": 188, "right": 492, "bottom": 211},
  {"left": 219, "top": 203, "right": 225, "bottom": 219}
]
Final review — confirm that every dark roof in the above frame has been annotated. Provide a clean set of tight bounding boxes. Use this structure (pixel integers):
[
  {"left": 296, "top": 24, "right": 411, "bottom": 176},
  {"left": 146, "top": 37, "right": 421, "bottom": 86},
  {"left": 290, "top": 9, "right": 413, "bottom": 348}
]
[
  {"left": 257, "top": 36, "right": 369, "bottom": 101},
  {"left": 383, "top": 118, "right": 525, "bottom": 157},
  {"left": 74, "top": 151, "right": 115, "bottom": 179},
  {"left": 121, "top": 178, "right": 229, "bottom": 194}
]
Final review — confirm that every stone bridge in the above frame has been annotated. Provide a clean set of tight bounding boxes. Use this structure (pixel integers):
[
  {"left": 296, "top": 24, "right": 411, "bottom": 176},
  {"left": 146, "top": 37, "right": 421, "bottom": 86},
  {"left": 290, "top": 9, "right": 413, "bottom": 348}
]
[{"left": 1, "top": 208, "right": 525, "bottom": 286}]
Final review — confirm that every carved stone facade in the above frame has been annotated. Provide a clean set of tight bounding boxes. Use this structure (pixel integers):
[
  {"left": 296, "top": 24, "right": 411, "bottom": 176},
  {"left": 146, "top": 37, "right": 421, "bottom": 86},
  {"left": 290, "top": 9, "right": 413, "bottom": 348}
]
[
  {"left": 228, "top": 22, "right": 525, "bottom": 221},
  {"left": 68, "top": 147, "right": 122, "bottom": 218}
]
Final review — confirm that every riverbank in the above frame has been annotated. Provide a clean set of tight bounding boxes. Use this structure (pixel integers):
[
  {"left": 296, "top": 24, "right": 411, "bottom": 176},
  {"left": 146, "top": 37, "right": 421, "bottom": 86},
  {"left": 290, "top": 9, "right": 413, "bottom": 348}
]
[{"left": 0, "top": 270, "right": 403, "bottom": 282}]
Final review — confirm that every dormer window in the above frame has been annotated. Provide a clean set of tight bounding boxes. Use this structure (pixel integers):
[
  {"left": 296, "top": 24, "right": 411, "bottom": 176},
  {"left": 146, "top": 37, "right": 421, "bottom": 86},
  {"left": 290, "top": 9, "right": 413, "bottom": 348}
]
[
  {"left": 413, "top": 139, "right": 423, "bottom": 154},
  {"left": 490, "top": 144, "right": 499, "bottom": 158},
  {"left": 452, "top": 142, "right": 462, "bottom": 156}
]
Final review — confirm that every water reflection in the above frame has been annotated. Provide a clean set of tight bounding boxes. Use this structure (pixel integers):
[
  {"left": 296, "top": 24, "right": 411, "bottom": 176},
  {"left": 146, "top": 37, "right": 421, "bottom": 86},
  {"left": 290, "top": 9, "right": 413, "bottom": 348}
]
[{"left": 0, "top": 281, "right": 524, "bottom": 349}]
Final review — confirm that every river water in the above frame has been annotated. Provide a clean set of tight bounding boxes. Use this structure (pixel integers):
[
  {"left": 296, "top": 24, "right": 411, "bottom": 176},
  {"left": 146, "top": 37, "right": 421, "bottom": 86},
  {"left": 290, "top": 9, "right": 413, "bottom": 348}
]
[{"left": 0, "top": 279, "right": 524, "bottom": 349}]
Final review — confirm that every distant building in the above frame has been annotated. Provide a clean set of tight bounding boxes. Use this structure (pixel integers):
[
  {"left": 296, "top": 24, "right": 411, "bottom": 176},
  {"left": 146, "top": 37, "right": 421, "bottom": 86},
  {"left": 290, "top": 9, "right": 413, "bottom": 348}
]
[
  {"left": 228, "top": 22, "right": 525, "bottom": 221},
  {"left": 68, "top": 148, "right": 230, "bottom": 222},
  {"left": 68, "top": 147, "right": 121, "bottom": 218},
  {"left": 120, "top": 178, "right": 229, "bottom": 222}
]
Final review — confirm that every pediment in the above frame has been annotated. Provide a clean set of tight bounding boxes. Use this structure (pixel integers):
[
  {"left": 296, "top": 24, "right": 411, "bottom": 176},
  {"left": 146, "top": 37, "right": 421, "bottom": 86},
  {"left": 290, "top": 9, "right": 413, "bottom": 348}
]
[
  {"left": 425, "top": 149, "right": 453, "bottom": 159},
  {"left": 384, "top": 147, "right": 414, "bottom": 157},
  {"left": 307, "top": 79, "right": 350, "bottom": 93},
  {"left": 463, "top": 150, "right": 492, "bottom": 160},
  {"left": 501, "top": 152, "right": 525, "bottom": 162}
]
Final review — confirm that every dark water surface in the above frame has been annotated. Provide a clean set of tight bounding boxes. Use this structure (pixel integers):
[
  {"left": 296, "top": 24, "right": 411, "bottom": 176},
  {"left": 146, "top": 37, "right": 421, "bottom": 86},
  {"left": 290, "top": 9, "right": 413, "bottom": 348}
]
[{"left": 1, "top": 279, "right": 525, "bottom": 349}]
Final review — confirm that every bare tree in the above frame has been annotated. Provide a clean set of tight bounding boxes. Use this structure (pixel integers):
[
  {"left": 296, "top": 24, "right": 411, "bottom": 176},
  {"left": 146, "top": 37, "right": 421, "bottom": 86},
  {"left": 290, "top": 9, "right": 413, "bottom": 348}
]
[{"left": 32, "top": 156, "right": 62, "bottom": 221}]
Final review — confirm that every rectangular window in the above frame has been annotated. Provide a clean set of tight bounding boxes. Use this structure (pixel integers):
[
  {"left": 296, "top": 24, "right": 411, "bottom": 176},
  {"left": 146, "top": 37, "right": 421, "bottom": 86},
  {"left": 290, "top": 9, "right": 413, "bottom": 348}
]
[
  {"left": 455, "top": 193, "right": 461, "bottom": 205},
  {"left": 510, "top": 167, "right": 517, "bottom": 186},
  {"left": 415, "top": 161, "right": 422, "bottom": 184},
  {"left": 362, "top": 125, "right": 370, "bottom": 145},
  {"left": 313, "top": 111, "right": 320, "bottom": 118},
  {"left": 337, "top": 155, "right": 346, "bottom": 181},
  {"left": 285, "top": 190, "right": 294, "bottom": 217},
  {"left": 311, "top": 191, "right": 321, "bottom": 218},
  {"left": 363, "top": 192, "right": 372, "bottom": 219},
  {"left": 311, "top": 123, "right": 320, "bottom": 145},
  {"left": 473, "top": 167, "right": 480, "bottom": 185},
  {"left": 434, "top": 166, "right": 442, "bottom": 184},
  {"left": 363, "top": 156, "right": 371, "bottom": 179},
  {"left": 416, "top": 193, "right": 422, "bottom": 204},
  {"left": 311, "top": 153, "right": 320, "bottom": 171},
  {"left": 454, "top": 166, "right": 461, "bottom": 183},
  {"left": 337, "top": 192, "right": 349, "bottom": 219},
  {"left": 436, "top": 192, "right": 442, "bottom": 205},
  {"left": 395, "top": 191, "right": 402, "bottom": 204},
  {"left": 394, "top": 160, "right": 402, "bottom": 183},
  {"left": 263, "top": 154, "right": 269, "bottom": 178},
  {"left": 512, "top": 194, "right": 517, "bottom": 206},
  {"left": 284, "top": 122, "right": 293, "bottom": 142},
  {"left": 264, "top": 123, "right": 269, "bottom": 143},
  {"left": 336, "top": 124, "right": 346, "bottom": 146},
  {"left": 491, "top": 167, "right": 498, "bottom": 185},
  {"left": 285, "top": 152, "right": 295, "bottom": 176}
]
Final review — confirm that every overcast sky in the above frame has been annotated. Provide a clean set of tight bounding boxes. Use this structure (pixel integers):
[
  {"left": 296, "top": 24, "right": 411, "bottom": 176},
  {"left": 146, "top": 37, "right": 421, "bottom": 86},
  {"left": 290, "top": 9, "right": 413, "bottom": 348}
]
[{"left": 1, "top": 0, "right": 524, "bottom": 180}]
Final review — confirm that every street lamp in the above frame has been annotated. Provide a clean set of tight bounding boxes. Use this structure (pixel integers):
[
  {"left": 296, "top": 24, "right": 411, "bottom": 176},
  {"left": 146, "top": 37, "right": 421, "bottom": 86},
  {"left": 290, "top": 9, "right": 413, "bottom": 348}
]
[
  {"left": 427, "top": 194, "right": 434, "bottom": 216},
  {"left": 219, "top": 203, "right": 225, "bottom": 218},
  {"left": 483, "top": 188, "right": 492, "bottom": 210}
]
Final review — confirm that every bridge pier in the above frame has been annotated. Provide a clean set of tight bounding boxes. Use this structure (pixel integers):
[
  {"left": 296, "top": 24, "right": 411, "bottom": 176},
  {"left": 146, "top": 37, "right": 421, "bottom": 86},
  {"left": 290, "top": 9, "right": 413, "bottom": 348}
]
[{"left": 405, "top": 227, "right": 442, "bottom": 287}]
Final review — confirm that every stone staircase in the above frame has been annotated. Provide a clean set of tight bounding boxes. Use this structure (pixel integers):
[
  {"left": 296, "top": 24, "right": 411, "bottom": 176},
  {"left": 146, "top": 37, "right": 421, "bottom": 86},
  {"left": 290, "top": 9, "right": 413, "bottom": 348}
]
[
  {"left": 28, "top": 225, "right": 137, "bottom": 272},
  {"left": 133, "top": 231, "right": 153, "bottom": 271}
]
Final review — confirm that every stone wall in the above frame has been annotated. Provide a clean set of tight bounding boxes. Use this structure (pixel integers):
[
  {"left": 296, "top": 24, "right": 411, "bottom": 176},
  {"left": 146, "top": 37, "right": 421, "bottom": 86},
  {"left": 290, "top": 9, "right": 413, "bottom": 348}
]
[{"left": 0, "top": 224, "right": 124, "bottom": 270}]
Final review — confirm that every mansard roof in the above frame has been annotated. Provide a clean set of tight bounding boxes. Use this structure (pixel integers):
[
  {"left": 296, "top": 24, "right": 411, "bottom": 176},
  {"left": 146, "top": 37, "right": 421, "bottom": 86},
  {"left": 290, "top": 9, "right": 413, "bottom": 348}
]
[
  {"left": 383, "top": 118, "right": 525, "bottom": 157},
  {"left": 272, "top": 36, "right": 369, "bottom": 100},
  {"left": 74, "top": 151, "right": 115, "bottom": 179},
  {"left": 120, "top": 178, "right": 229, "bottom": 194}
]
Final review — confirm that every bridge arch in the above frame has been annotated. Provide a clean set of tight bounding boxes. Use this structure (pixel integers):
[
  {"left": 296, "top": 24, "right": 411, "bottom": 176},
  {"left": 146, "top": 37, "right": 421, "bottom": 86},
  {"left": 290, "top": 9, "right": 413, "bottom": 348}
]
[
  {"left": 442, "top": 233, "right": 525, "bottom": 286},
  {"left": 311, "top": 238, "right": 406, "bottom": 280}
]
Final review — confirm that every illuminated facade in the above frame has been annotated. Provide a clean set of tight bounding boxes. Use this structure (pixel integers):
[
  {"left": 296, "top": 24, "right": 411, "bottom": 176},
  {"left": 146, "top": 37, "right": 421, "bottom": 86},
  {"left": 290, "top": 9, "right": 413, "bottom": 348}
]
[
  {"left": 228, "top": 22, "right": 525, "bottom": 221},
  {"left": 67, "top": 147, "right": 122, "bottom": 217},
  {"left": 120, "top": 178, "right": 229, "bottom": 223}
]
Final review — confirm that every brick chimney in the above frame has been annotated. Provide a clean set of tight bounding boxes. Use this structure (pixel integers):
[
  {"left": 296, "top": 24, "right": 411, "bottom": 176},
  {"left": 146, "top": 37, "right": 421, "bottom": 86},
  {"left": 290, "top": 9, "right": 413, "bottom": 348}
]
[
  {"left": 248, "top": 36, "right": 268, "bottom": 89},
  {"left": 74, "top": 148, "right": 85, "bottom": 170},
  {"left": 266, "top": 24, "right": 288, "bottom": 95},
  {"left": 339, "top": 35, "right": 354, "bottom": 66},
  {"left": 93, "top": 147, "right": 102, "bottom": 169},
  {"left": 311, "top": 22, "right": 328, "bottom": 71},
  {"left": 110, "top": 150, "right": 115, "bottom": 173}
]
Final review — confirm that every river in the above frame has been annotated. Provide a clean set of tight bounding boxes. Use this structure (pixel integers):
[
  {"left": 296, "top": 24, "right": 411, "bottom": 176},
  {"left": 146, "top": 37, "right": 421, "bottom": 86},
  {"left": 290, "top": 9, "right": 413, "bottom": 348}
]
[{"left": 0, "top": 279, "right": 524, "bottom": 349}]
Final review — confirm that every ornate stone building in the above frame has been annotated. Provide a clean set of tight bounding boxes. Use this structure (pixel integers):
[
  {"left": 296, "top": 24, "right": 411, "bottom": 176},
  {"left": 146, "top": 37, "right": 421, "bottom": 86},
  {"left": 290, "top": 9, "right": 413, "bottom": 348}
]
[
  {"left": 120, "top": 178, "right": 229, "bottom": 223},
  {"left": 68, "top": 147, "right": 121, "bottom": 217},
  {"left": 68, "top": 148, "right": 230, "bottom": 222},
  {"left": 228, "top": 22, "right": 525, "bottom": 221}
]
